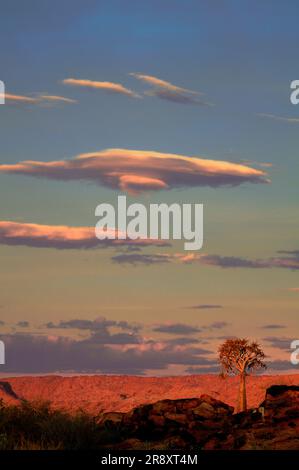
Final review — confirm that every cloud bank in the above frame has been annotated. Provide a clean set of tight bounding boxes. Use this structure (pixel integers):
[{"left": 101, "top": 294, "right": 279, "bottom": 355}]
[
  {"left": 0, "top": 332, "right": 213, "bottom": 374},
  {"left": 1, "top": 317, "right": 294, "bottom": 374}
]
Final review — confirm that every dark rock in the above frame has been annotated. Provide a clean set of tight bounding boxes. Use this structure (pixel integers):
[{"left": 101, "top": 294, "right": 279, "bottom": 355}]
[
  {"left": 99, "top": 385, "right": 299, "bottom": 450},
  {"left": 262, "top": 384, "right": 299, "bottom": 423},
  {"left": 98, "top": 411, "right": 123, "bottom": 428},
  {"left": 266, "top": 385, "right": 299, "bottom": 397}
]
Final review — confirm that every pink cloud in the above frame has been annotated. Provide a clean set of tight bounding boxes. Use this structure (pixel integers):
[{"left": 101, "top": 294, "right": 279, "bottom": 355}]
[
  {"left": 62, "top": 78, "right": 139, "bottom": 98},
  {"left": 0, "top": 221, "right": 169, "bottom": 250},
  {"left": 130, "top": 72, "right": 200, "bottom": 94},
  {"left": 0, "top": 148, "right": 269, "bottom": 193},
  {"left": 1, "top": 92, "right": 76, "bottom": 105},
  {"left": 1, "top": 93, "right": 38, "bottom": 104}
]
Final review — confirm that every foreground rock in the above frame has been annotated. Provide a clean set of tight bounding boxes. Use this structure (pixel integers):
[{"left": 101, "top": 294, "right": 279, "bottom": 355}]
[
  {"left": 0, "top": 381, "right": 20, "bottom": 406},
  {"left": 98, "top": 386, "right": 299, "bottom": 450}
]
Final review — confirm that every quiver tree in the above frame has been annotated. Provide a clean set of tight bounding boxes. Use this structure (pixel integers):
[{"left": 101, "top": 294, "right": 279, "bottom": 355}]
[{"left": 218, "top": 338, "right": 266, "bottom": 412}]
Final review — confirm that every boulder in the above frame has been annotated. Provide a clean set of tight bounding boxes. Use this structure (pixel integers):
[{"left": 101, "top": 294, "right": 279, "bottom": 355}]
[
  {"left": 262, "top": 385, "right": 299, "bottom": 422},
  {"left": 99, "top": 385, "right": 299, "bottom": 450}
]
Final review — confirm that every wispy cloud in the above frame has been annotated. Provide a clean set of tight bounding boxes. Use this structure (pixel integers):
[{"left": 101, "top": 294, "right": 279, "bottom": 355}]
[
  {"left": 260, "top": 324, "right": 286, "bottom": 330},
  {"left": 111, "top": 250, "right": 299, "bottom": 271},
  {"left": 152, "top": 323, "right": 201, "bottom": 335},
  {"left": 1, "top": 93, "right": 38, "bottom": 104},
  {"left": 239, "top": 159, "right": 273, "bottom": 169},
  {"left": 112, "top": 253, "right": 255, "bottom": 268},
  {"left": 62, "top": 78, "right": 139, "bottom": 98},
  {"left": 178, "top": 252, "right": 299, "bottom": 271},
  {"left": 130, "top": 72, "right": 211, "bottom": 105},
  {"left": 130, "top": 73, "right": 199, "bottom": 94},
  {"left": 16, "top": 321, "right": 30, "bottom": 328},
  {"left": 189, "top": 254, "right": 272, "bottom": 268},
  {"left": 0, "top": 148, "right": 269, "bottom": 193},
  {"left": 185, "top": 304, "right": 223, "bottom": 310},
  {"left": 46, "top": 317, "right": 141, "bottom": 334},
  {"left": 263, "top": 336, "right": 294, "bottom": 351},
  {"left": 1, "top": 92, "right": 76, "bottom": 105},
  {"left": 258, "top": 113, "right": 299, "bottom": 123},
  {"left": 0, "top": 221, "right": 168, "bottom": 250},
  {"left": 266, "top": 360, "right": 297, "bottom": 371},
  {"left": 278, "top": 249, "right": 299, "bottom": 257},
  {"left": 111, "top": 253, "right": 196, "bottom": 266},
  {"left": 112, "top": 253, "right": 172, "bottom": 266},
  {"left": 36, "top": 94, "right": 77, "bottom": 104},
  {"left": 202, "top": 321, "right": 230, "bottom": 330},
  {"left": 144, "top": 88, "right": 211, "bottom": 106}
]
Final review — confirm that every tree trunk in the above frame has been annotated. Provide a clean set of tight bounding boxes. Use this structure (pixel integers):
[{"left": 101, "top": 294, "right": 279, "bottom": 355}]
[{"left": 238, "top": 372, "right": 247, "bottom": 412}]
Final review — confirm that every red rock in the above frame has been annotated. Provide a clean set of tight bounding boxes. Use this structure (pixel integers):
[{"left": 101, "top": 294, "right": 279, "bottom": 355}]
[{"left": 0, "top": 374, "right": 298, "bottom": 416}]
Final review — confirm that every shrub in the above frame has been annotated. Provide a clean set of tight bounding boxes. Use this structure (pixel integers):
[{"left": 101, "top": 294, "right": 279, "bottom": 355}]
[{"left": 0, "top": 399, "right": 107, "bottom": 450}]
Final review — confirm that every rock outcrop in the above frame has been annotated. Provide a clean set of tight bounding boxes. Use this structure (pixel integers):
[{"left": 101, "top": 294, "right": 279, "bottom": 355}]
[
  {"left": 0, "top": 381, "right": 21, "bottom": 406},
  {"left": 98, "top": 386, "right": 299, "bottom": 450}
]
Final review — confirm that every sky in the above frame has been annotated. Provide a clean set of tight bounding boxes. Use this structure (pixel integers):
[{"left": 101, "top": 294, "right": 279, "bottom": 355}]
[{"left": 0, "top": 0, "right": 298, "bottom": 376}]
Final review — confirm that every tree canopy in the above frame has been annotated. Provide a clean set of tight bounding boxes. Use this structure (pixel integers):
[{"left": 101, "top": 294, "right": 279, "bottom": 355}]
[{"left": 219, "top": 338, "right": 266, "bottom": 376}]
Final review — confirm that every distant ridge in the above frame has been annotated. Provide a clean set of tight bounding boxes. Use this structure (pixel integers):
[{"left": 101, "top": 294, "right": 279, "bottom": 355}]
[{"left": 0, "top": 374, "right": 298, "bottom": 416}]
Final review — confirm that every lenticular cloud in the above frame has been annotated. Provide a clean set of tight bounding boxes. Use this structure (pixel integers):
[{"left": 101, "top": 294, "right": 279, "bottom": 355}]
[{"left": 0, "top": 148, "right": 269, "bottom": 193}]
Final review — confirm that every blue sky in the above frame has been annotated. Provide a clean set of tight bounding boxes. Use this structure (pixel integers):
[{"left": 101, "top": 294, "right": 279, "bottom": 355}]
[{"left": 0, "top": 0, "right": 298, "bottom": 375}]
